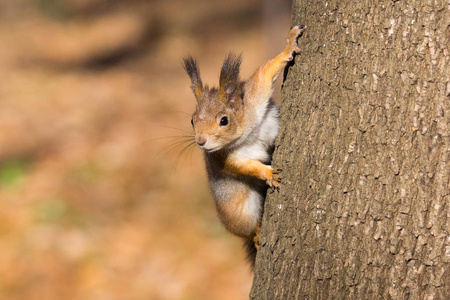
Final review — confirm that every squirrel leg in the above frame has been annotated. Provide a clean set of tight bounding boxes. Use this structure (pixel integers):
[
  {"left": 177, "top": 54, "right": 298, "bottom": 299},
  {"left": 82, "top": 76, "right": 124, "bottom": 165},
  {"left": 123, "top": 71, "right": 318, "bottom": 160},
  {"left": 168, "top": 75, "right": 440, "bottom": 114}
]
[
  {"left": 244, "top": 25, "right": 305, "bottom": 107},
  {"left": 253, "top": 221, "right": 262, "bottom": 250},
  {"left": 223, "top": 157, "right": 282, "bottom": 190},
  {"left": 252, "top": 25, "right": 305, "bottom": 85}
]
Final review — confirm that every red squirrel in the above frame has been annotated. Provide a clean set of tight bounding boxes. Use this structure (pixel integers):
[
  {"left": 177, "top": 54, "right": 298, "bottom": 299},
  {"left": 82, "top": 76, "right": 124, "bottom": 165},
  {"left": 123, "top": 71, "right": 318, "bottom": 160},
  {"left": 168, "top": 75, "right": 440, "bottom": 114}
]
[{"left": 183, "top": 25, "right": 305, "bottom": 267}]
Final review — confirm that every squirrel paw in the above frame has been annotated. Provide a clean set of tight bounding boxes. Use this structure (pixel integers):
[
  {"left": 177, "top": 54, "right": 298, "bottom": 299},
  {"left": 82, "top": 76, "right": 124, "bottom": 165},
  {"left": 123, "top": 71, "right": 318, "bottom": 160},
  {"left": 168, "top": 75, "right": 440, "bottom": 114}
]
[
  {"left": 253, "top": 222, "right": 261, "bottom": 250},
  {"left": 266, "top": 168, "right": 282, "bottom": 191},
  {"left": 286, "top": 25, "right": 305, "bottom": 60}
]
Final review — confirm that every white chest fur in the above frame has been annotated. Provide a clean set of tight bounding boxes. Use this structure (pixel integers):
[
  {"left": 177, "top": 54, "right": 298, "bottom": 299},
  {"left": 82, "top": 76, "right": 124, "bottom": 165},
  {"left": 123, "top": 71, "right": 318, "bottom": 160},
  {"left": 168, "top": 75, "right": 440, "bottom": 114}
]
[{"left": 233, "top": 101, "right": 279, "bottom": 163}]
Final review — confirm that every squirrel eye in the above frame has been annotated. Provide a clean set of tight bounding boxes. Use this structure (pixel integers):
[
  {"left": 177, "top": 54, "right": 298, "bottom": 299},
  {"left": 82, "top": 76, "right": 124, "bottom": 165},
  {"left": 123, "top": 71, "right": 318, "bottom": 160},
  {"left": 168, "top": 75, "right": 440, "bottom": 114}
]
[
  {"left": 191, "top": 118, "right": 194, "bottom": 126},
  {"left": 219, "top": 116, "right": 229, "bottom": 126}
]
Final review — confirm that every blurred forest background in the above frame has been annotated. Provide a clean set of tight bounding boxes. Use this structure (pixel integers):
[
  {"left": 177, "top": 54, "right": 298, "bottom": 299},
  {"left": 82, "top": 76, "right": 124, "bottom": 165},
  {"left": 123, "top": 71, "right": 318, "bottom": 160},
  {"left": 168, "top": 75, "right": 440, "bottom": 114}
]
[{"left": 0, "top": 0, "right": 290, "bottom": 299}]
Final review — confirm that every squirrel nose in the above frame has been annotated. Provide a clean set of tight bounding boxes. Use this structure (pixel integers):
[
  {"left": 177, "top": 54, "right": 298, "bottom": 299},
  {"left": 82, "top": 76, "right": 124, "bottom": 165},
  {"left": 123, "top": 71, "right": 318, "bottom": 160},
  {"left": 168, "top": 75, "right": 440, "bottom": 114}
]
[{"left": 196, "top": 136, "right": 207, "bottom": 147}]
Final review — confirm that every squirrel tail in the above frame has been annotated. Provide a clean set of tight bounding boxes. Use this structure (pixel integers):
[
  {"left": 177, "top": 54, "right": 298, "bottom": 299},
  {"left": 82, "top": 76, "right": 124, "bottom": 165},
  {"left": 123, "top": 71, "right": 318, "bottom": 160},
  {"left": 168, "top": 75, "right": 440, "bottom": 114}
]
[{"left": 243, "top": 238, "right": 257, "bottom": 270}]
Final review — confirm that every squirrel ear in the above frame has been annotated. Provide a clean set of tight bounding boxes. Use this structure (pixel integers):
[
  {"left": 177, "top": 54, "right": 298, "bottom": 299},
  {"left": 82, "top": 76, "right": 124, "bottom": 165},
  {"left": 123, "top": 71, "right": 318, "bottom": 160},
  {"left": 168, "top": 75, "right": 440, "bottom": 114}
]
[
  {"left": 224, "top": 83, "right": 242, "bottom": 110},
  {"left": 182, "top": 55, "right": 203, "bottom": 100},
  {"left": 220, "top": 53, "right": 242, "bottom": 108}
]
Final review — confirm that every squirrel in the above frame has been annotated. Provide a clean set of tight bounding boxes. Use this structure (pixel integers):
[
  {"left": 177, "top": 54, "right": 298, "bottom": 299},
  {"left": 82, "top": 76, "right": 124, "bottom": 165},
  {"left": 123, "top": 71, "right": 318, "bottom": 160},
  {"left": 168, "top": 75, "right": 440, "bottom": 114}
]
[{"left": 182, "top": 25, "right": 305, "bottom": 268}]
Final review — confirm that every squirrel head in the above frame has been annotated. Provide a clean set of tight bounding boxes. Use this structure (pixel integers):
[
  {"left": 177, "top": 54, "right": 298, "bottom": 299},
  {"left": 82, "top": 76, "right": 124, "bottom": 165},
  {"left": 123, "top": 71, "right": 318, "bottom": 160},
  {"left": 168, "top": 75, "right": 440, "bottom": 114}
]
[{"left": 183, "top": 53, "right": 245, "bottom": 152}]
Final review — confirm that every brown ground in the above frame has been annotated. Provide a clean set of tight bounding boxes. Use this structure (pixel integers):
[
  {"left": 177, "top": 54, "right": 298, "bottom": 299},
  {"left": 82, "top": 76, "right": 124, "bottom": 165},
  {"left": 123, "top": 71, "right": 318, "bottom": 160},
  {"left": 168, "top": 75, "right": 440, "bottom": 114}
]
[{"left": 0, "top": 1, "right": 289, "bottom": 299}]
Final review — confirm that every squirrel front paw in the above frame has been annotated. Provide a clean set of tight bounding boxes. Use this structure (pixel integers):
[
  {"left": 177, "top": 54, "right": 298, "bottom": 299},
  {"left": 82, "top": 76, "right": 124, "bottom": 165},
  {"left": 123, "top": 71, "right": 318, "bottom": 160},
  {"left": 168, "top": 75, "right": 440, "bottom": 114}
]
[
  {"left": 266, "top": 168, "right": 282, "bottom": 191},
  {"left": 285, "top": 25, "right": 305, "bottom": 61}
]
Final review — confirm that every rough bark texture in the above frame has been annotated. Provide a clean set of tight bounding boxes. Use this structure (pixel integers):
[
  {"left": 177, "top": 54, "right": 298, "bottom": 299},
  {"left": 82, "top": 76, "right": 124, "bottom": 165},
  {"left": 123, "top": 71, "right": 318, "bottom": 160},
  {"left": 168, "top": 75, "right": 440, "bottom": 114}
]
[{"left": 251, "top": 0, "right": 449, "bottom": 299}]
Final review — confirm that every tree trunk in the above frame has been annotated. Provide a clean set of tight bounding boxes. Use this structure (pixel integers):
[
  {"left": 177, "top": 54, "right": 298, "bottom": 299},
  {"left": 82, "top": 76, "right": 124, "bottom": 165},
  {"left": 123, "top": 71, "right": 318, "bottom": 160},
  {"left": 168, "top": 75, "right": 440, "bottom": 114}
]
[{"left": 251, "top": 0, "right": 449, "bottom": 299}]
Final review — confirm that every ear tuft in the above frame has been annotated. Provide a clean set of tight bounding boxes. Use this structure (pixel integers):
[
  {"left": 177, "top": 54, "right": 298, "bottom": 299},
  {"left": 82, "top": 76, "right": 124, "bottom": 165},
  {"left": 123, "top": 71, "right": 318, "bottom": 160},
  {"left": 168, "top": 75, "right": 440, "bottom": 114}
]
[
  {"left": 220, "top": 53, "right": 242, "bottom": 108},
  {"left": 182, "top": 55, "right": 203, "bottom": 100},
  {"left": 220, "top": 52, "right": 242, "bottom": 87}
]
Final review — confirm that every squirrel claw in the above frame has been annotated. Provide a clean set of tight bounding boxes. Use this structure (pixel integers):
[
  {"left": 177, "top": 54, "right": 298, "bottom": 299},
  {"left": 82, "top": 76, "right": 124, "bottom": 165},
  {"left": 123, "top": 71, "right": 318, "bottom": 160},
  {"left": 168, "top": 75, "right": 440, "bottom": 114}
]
[
  {"left": 272, "top": 168, "right": 282, "bottom": 174},
  {"left": 267, "top": 179, "right": 281, "bottom": 191},
  {"left": 286, "top": 25, "right": 305, "bottom": 58},
  {"left": 291, "top": 25, "right": 306, "bottom": 35},
  {"left": 267, "top": 168, "right": 282, "bottom": 191},
  {"left": 288, "top": 25, "right": 305, "bottom": 42}
]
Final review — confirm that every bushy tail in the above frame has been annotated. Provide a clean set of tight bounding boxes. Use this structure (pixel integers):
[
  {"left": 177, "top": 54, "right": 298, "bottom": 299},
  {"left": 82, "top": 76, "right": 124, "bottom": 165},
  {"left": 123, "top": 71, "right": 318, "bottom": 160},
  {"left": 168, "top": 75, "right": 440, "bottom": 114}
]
[{"left": 243, "top": 238, "right": 257, "bottom": 270}]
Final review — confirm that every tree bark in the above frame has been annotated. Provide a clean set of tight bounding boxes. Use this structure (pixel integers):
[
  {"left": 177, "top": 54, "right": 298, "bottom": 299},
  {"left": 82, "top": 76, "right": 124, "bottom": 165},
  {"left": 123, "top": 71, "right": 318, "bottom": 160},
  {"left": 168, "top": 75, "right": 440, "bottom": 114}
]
[{"left": 251, "top": 0, "right": 449, "bottom": 299}]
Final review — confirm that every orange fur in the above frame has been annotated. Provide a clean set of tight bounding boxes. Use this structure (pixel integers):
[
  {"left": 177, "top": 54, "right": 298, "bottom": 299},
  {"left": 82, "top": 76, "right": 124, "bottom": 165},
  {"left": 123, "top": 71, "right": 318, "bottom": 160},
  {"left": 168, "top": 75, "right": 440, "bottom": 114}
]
[
  {"left": 215, "top": 187, "right": 257, "bottom": 239},
  {"left": 223, "top": 157, "right": 273, "bottom": 181},
  {"left": 253, "top": 222, "right": 261, "bottom": 250},
  {"left": 194, "top": 85, "right": 203, "bottom": 99}
]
